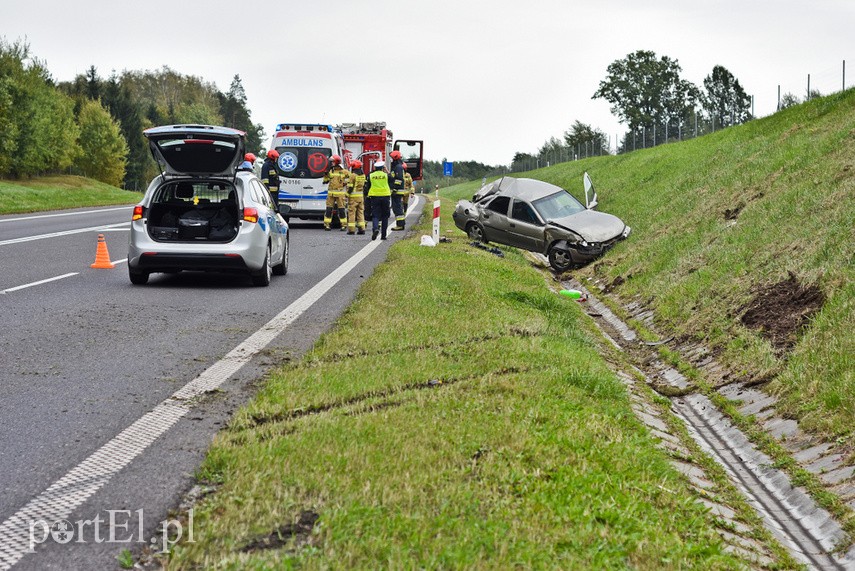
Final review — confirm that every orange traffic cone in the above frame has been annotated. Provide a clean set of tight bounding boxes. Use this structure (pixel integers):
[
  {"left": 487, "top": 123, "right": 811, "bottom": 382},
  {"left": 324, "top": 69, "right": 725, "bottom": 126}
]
[{"left": 90, "top": 233, "right": 115, "bottom": 269}]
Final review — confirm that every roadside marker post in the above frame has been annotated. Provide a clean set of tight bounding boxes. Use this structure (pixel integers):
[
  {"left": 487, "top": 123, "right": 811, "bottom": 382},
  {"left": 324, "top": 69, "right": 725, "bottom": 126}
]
[{"left": 432, "top": 200, "right": 440, "bottom": 246}]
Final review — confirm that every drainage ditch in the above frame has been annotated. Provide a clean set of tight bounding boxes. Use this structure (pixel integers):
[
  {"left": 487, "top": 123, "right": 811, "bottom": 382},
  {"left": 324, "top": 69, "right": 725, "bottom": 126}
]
[{"left": 561, "top": 276, "right": 855, "bottom": 570}]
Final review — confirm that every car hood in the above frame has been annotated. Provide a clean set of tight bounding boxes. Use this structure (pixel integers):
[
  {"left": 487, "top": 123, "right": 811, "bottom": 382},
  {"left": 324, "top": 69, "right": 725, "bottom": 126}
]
[
  {"left": 550, "top": 209, "right": 627, "bottom": 242},
  {"left": 144, "top": 124, "right": 246, "bottom": 177}
]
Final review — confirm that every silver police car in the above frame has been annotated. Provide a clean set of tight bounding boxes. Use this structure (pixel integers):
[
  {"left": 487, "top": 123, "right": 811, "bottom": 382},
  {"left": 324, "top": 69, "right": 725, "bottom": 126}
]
[{"left": 128, "top": 125, "right": 288, "bottom": 286}]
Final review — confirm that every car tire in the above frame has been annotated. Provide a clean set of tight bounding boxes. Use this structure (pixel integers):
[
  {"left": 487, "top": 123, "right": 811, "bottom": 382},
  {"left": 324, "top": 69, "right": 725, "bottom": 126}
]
[
  {"left": 466, "top": 222, "right": 486, "bottom": 243},
  {"left": 251, "top": 244, "right": 273, "bottom": 287},
  {"left": 129, "top": 268, "right": 149, "bottom": 285},
  {"left": 548, "top": 247, "right": 574, "bottom": 273},
  {"left": 273, "top": 238, "right": 288, "bottom": 276}
]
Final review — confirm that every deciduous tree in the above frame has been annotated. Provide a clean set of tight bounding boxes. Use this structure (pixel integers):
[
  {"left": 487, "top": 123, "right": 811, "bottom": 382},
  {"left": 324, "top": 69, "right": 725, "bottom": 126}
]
[
  {"left": 702, "top": 65, "right": 752, "bottom": 128},
  {"left": 593, "top": 50, "right": 698, "bottom": 146},
  {"left": 74, "top": 99, "right": 129, "bottom": 186}
]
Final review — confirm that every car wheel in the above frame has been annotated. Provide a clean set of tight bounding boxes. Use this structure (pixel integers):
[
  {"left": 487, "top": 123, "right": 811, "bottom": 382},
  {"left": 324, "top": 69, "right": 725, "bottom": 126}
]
[
  {"left": 251, "top": 244, "right": 273, "bottom": 287},
  {"left": 273, "top": 238, "right": 288, "bottom": 276},
  {"left": 466, "top": 222, "right": 486, "bottom": 242},
  {"left": 129, "top": 268, "right": 149, "bottom": 285},
  {"left": 548, "top": 247, "right": 574, "bottom": 273}
]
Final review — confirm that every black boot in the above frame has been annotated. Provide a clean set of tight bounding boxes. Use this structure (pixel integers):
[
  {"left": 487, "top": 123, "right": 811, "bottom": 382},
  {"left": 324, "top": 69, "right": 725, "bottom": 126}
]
[{"left": 371, "top": 230, "right": 378, "bottom": 240}]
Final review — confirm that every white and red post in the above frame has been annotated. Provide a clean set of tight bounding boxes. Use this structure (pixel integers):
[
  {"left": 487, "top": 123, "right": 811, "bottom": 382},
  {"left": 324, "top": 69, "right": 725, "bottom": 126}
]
[{"left": 432, "top": 200, "right": 441, "bottom": 245}]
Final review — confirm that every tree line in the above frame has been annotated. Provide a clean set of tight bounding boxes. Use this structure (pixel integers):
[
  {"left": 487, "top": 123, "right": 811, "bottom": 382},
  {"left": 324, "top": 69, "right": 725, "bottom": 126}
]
[
  {"left": 510, "top": 49, "right": 795, "bottom": 170},
  {"left": 0, "top": 38, "right": 263, "bottom": 189}
]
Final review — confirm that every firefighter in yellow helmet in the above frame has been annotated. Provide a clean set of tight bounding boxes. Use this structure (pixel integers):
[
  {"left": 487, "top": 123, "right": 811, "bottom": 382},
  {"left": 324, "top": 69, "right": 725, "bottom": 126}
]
[
  {"left": 346, "top": 159, "right": 367, "bottom": 235},
  {"left": 323, "top": 154, "right": 349, "bottom": 230},
  {"left": 402, "top": 162, "right": 414, "bottom": 213}
]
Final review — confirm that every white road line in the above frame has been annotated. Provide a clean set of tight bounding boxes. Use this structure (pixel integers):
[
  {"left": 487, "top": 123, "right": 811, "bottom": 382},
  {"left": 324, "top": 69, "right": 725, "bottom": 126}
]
[
  {"left": 0, "top": 223, "right": 129, "bottom": 247},
  {"left": 0, "top": 237, "right": 384, "bottom": 570},
  {"left": 0, "top": 207, "right": 131, "bottom": 223},
  {"left": 0, "top": 273, "right": 79, "bottom": 295}
]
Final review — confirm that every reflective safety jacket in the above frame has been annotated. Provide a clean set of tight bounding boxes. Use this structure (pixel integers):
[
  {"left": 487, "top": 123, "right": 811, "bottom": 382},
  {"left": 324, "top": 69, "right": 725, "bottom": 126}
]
[
  {"left": 260, "top": 158, "right": 279, "bottom": 191},
  {"left": 348, "top": 169, "right": 366, "bottom": 196},
  {"left": 404, "top": 172, "right": 413, "bottom": 192},
  {"left": 324, "top": 166, "right": 350, "bottom": 195},
  {"left": 390, "top": 160, "right": 406, "bottom": 194},
  {"left": 366, "top": 168, "right": 392, "bottom": 197}
]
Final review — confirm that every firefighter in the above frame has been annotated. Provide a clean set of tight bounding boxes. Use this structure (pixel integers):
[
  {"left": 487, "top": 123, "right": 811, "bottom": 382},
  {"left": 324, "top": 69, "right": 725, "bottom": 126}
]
[
  {"left": 323, "top": 155, "right": 349, "bottom": 230},
  {"left": 260, "top": 150, "right": 280, "bottom": 208},
  {"left": 346, "top": 160, "right": 367, "bottom": 235},
  {"left": 389, "top": 150, "right": 407, "bottom": 230},
  {"left": 365, "top": 158, "right": 391, "bottom": 240},
  {"left": 402, "top": 162, "right": 414, "bottom": 212}
]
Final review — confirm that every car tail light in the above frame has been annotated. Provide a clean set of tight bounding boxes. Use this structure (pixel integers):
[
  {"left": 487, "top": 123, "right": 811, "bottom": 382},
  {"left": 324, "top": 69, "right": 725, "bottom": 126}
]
[
  {"left": 132, "top": 205, "right": 145, "bottom": 221},
  {"left": 243, "top": 207, "right": 259, "bottom": 223}
]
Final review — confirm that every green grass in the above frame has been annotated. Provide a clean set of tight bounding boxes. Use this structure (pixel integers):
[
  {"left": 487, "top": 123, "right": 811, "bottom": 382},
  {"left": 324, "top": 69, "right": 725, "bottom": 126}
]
[
  {"left": 164, "top": 209, "right": 750, "bottom": 569},
  {"left": 0, "top": 175, "right": 141, "bottom": 214},
  {"left": 525, "top": 90, "right": 855, "bottom": 441}
]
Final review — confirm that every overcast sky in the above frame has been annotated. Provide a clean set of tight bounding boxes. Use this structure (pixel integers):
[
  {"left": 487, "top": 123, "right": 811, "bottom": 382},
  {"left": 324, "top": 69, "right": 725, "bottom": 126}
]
[{"left": 3, "top": 0, "right": 852, "bottom": 165}]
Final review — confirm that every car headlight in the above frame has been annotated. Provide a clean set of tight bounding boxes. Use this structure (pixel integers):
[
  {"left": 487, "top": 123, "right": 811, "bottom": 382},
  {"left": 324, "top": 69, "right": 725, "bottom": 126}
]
[{"left": 580, "top": 240, "right": 588, "bottom": 247}]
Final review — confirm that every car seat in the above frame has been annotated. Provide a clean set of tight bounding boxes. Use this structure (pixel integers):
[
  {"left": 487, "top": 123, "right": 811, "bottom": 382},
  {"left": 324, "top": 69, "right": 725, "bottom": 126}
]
[{"left": 175, "top": 182, "right": 194, "bottom": 200}]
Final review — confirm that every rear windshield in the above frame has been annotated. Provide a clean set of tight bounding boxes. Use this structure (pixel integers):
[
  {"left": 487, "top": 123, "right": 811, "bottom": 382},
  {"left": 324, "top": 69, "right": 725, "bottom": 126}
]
[
  {"left": 155, "top": 138, "right": 238, "bottom": 174},
  {"left": 151, "top": 180, "right": 236, "bottom": 205},
  {"left": 275, "top": 147, "right": 332, "bottom": 179}
]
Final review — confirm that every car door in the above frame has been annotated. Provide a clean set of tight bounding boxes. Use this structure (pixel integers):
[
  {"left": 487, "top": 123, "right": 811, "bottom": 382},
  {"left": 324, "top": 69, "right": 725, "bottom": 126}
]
[
  {"left": 251, "top": 179, "right": 284, "bottom": 260},
  {"left": 479, "top": 195, "right": 512, "bottom": 245},
  {"left": 509, "top": 198, "right": 546, "bottom": 252}
]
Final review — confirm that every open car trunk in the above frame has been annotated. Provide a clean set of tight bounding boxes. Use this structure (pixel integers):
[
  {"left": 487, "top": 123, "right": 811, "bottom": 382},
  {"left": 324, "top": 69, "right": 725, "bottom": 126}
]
[{"left": 146, "top": 180, "right": 240, "bottom": 242}]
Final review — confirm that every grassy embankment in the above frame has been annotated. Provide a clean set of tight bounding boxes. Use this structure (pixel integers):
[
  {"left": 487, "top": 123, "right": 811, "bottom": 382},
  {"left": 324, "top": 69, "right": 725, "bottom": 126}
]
[
  {"left": 0, "top": 175, "right": 140, "bottom": 214},
  {"left": 534, "top": 89, "right": 854, "bottom": 442},
  {"left": 161, "top": 201, "right": 753, "bottom": 568}
]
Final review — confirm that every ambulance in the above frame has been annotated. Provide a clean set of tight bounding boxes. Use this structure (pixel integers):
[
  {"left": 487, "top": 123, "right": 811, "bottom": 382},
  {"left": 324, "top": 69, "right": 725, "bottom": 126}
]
[{"left": 269, "top": 122, "right": 423, "bottom": 221}]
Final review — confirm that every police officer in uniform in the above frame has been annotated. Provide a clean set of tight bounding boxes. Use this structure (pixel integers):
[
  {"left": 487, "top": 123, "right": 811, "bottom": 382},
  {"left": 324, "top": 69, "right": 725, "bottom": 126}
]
[
  {"left": 389, "top": 150, "right": 407, "bottom": 230},
  {"left": 323, "top": 155, "right": 349, "bottom": 230},
  {"left": 260, "top": 150, "right": 280, "bottom": 209},
  {"left": 346, "top": 160, "right": 367, "bottom": 235},
  {"left": 364, "top": 157, "right": 391, "bottom": 240}
]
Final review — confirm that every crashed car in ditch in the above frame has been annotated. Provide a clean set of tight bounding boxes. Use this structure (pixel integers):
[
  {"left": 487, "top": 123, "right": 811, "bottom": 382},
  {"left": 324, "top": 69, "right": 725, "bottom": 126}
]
[{"left": 452, "top": 174, "right": 630, "bottom": 271}]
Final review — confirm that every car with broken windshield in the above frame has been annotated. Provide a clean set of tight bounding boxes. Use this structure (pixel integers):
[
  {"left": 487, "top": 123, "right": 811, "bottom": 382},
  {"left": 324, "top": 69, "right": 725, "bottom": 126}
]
[
  {"left": 452, "top": 174, "right": 630, "bottom": 271},
  {"left": 127, "top": 124, "right": 288, "bottom": 286}
]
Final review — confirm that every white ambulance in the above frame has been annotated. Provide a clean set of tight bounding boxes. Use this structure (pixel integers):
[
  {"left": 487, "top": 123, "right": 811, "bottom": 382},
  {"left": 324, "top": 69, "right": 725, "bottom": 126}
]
[{"left": 269, "top": 123, "right": 344, "bottom": 221}]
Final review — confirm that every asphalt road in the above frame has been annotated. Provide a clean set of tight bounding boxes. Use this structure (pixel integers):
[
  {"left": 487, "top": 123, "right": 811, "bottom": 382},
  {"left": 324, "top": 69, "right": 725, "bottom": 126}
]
[{"left": 0, "top": 200, "right": 423, "bottom": 570}]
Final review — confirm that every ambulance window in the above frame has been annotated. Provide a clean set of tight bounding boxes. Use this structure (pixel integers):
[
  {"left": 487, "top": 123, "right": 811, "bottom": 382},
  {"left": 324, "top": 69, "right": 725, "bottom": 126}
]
[{"left": 275, "top": 147, "right": 332, "bottom": 179}]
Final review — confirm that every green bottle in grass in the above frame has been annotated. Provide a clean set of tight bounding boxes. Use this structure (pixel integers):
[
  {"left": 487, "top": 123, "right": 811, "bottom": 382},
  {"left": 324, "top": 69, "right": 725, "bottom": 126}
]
[{"left": 559, "top": 289, "right": 586, "bottom": 301}]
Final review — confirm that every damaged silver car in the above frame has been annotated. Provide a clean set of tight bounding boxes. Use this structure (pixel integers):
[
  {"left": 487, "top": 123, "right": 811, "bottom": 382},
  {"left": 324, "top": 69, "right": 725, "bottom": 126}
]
[{"left": 452, "top": 174, "right": 630, "bottom": 271}]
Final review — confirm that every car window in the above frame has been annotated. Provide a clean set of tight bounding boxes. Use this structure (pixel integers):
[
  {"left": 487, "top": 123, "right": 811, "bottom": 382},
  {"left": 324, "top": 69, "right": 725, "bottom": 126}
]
[
  {"left": 532, "top": 191, "right": 586, "bottom": 221},
  {"left": 151, "top": 181, "right": 233, "bottom": 204},
  {"left": 511, "top": 200, "right": 541, "bottom": 225},
  {"left": 253, "top": 179, "right": 273, "bottom": 208},
  {"left": 485, "top": 195, "right": 510, "bottom": 215}
]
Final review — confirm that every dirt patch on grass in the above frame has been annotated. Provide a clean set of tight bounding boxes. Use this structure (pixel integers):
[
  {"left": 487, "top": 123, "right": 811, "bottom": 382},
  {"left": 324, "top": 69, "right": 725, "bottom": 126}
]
[
  {"left": 739, "top": 272, "right": 825, "bottom": 354},
  {"left": 241, "top": 510, "right": 319, "bottom": 553}
]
